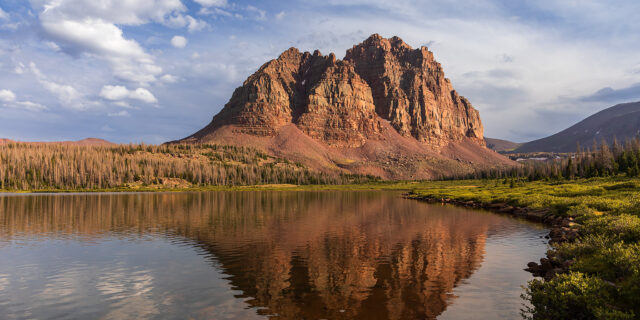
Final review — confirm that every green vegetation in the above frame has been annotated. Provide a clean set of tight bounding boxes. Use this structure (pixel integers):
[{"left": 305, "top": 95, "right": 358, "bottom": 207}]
[
  {"left": 409, "top": 177, "right": 640, "bottom": 319},
  {"left": 462, "top": 137, "right": 640, "bottom": 180},
  {"left": 0, "top": 143, "right": 379, "bottom": 191}
]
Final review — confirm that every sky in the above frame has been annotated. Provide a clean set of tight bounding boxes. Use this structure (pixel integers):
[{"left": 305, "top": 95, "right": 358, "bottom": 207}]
[{"left": 1, "top": 0, "right": 640, "bottom": 143}]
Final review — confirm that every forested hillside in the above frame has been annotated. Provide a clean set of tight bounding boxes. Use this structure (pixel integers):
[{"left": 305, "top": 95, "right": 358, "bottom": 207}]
[{"left": 0, "top": 143, "right": 375, "bottom": 191}]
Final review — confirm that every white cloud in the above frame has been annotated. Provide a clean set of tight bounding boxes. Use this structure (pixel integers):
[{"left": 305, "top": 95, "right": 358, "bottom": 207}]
[
  {"left": 29, "top": 62, "right": 82, "bottom": 107},
  {"left": 164, "top": 14, "right": 207, "bottom": 32},
  {"left": 0, "top": 89, "right": 16, "bottom": 102},
  {"left": 16, "top": 101, "right": 48, "bottom": 111},
  {"left": 32, "top": 0, "right": 189, "bottom": 84},
  {"left": 0, "top": 96, "right": 48, "bottom": 113},
  {"left": 160, "top": 74, "right": 178, "bottom": 83},
  {"left": 108, "top": 110, "right": 130, "bottom": 117},
  {"left": 0, "top": 7, "right": 9, "bottom": 20},
  {"left": 171, "top": 36, "right": 188, "bottom": 48},
  {"left": 99, "top": 85, "right": 129, "bottom": 100},
  {"left": 100, "top": 85, "right": 157, "bottom": 104},
  {"left": 14, "top": 62, "right": 25, "bottom": 74},
  {"left": 199, "top": 7, "right": 233, "bottom": 17},
  {"left": 0, "top": 89, "right": 47, "bottom": 111},
  {"left": 246, "top": 5, "right": 266, "bottom": 21},
  {"left": 194, "top": 0, "right": 227, "bottom": 7},
  {"left": 36, "top": 0, "right": 186, "bottom": 26},
  {"left": 130, "top": 88, "right": 158, "bottom": 104},
  {"left": 113, "top": 101, "right": 133, "bottom": 108},
  {"left": 275, "top": 11, "right": 285, "bottom": 20},
  {"left": 40, "top": 17, "right": 162, "bottom": 84},
  {"left": 44, "top": 41, "right": 61, "bottom": 51},
  {"left": 186, "top": 16, "right": 207, "bottom": 32}
]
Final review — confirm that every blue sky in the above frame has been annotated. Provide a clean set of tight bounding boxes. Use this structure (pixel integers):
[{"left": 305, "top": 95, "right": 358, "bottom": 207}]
[{"left": 1, "top": 0, "right": 640, "bottom": 143}]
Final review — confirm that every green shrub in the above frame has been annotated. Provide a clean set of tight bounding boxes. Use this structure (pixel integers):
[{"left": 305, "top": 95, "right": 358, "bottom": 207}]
[
  {"left": 581, "top": 215, "right": 640, "bottom": 243},
  {"left": 522, "top": 272, "right": 633, "bottom": 320}
]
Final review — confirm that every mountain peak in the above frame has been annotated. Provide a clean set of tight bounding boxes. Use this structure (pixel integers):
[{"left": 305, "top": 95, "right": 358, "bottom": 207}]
[{"left": 177, "top": 35, "right": 504, "bottom": 179}]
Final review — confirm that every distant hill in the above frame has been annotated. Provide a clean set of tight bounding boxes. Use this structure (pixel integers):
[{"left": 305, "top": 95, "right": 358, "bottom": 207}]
[
  {"left": 485, "top": 138, "right": 522, "bottom": 152},
  {"left": 0, "top": 138, "right": 114, "bottom": 146},
  {"left": 515, "top": 101, "right": 640, "bottom": 153}
]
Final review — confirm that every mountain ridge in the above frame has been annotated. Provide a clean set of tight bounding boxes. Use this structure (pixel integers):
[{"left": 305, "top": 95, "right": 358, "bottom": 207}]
[
  {"left": 176, "top": 34, "right": 512, "bottom": 179},
  {"left": 515, "top": 101, "right": 640, "bottom": 153}
]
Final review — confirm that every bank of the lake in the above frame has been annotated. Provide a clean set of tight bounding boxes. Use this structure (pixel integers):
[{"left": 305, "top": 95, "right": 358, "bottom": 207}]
[
  {"left": 0, "top": 181, "right": 422, "bottom": 193},
  {"left": 409, "top": 177, "right": 640, "bottom": 319}
]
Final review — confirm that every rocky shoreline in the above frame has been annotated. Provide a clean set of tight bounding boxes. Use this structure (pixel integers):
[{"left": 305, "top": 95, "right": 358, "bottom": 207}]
[{"left": 407, "top": 194, "right": 580, "bottom": 280}]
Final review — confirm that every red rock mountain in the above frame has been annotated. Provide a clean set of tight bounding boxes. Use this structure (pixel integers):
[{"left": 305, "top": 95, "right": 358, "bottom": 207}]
[{"left": 178, "top": 34, "right": 512, "bottom": 179}]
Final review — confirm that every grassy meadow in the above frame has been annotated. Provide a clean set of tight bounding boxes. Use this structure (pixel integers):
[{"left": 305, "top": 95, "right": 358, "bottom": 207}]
[{"left": 410, "top": 177, "right": 640, "bottom": 319}]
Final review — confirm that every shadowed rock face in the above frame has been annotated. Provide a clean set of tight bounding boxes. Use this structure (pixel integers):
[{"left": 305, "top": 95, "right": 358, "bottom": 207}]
[
  {"left": 184, "top": 34, "right": 483, "bottom": 148},
  {"left": 345, "top": 34, "right": 483, "bottom": 145}
]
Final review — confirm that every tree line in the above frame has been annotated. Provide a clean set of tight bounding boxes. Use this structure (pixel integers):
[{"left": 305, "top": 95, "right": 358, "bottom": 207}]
[
  {"left": 456, "top": 137, "right": 640, "bottom": 181},
  {"left": 0, "top": 143, "right": 377, "bottom": 190}
]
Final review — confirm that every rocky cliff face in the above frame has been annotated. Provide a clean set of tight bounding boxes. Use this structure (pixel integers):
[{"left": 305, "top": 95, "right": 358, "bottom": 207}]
[
  {"left": 186, "top": 34, "right": 483, "bottom": 148},
  {"left": 345, "top": 35, "right": 483, "bottom": 145},
  {"left": 180, "top": 34, "right": 509, "bottom": 179}
]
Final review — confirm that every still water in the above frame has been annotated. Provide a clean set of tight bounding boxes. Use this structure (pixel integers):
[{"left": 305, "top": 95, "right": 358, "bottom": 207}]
[{"left": 0, "top": 191, "right": 547, "bottom": 320}]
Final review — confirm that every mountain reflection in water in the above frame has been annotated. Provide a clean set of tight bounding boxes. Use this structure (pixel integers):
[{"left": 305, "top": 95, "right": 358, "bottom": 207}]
[{"left": 0, "top": 191, "right": 547, "bottom": 319}]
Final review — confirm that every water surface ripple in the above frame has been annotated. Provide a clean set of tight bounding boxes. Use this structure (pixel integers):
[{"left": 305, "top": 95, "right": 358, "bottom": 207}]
[{"left": 0, "top": 191, "right": 547, "bottom": 319}]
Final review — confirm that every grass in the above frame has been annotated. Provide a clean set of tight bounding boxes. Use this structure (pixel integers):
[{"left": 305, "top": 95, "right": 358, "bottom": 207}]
[
  {"left": 408, "top": 176, "right": 640, "bottom": 216},
  {"left": 408, "top": 176, "right": 640, "bottom": 319}
]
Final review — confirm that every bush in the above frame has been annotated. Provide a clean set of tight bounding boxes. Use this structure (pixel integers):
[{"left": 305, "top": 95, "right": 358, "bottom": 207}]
[
  {"left": 581, "top": 215, "right": 640, "bottom": 243},
  {"left": 522, "top": 272, "right": 633, "bottom": 320}
]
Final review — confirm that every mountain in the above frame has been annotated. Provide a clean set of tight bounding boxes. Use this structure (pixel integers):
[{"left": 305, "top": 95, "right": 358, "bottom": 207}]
[
  {"left": 176, "top": 34, "right": 512, "bottom": 179},
  {"left": 485, "top": 138, "right": 522, "bottom": 152},
  {"left": 515, "top": 101, "right": 640, "bottom": 153},
  {"left": 0, "top": 138, "right": 114, "bottom": 146}
]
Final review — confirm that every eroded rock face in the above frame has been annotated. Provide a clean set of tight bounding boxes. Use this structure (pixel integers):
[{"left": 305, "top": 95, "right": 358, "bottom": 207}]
[
  {"left": 345, "top": 34, "right": 483, "bottom": 145},
  {"left": 297, "top": 60, "right": 383, "bottom": 148},
  {"left": 188, "top": 34, "right": 484, "bottom": 148}
]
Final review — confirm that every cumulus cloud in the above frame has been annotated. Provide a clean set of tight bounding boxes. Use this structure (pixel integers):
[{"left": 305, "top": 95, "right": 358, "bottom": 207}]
[
  {"left": 171, "top": 36, "right": 188, "bottom": 48},
  {"left": 275, "top": 11, "right": 285, "bottom": 20},
  {"left": 29, "top": 62, "right": 83, "bottom": 108},
  {"left": 160, "top": 74, "right": 178, "bottom": 83},
  {"left": 15, "top": 101, "right": 48, "bottom": 111},
  {"left": 32, "top": 0, "right": 191, "bottom": 84},
  {"left": 0, "top": 7, "right": 9, "bottom": 20},
  {"left": 194, "top": 0, "right": 227, "bottom": 7},
  {"left": 0, "top": 89, "right": 47, "bottom": 111},
  {"left": 40, "top": 17, "right": 162, "bottom": 84},
  {"left": 186, "top": 16, "right": 207, "bottom": 32},
  {"left": 165, "top": 14, "right": 207, "bottom": 32},
  {"left": 100, "top": 85, "right": 158, "bottom": 104},
  {"left": 0, "top": 89, "right": 16, "bottom": 102}
]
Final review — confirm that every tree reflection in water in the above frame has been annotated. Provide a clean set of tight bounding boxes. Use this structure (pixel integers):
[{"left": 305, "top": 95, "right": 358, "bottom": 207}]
[{"left": 0, "top": 191, "right": 515, "bottom": 319}]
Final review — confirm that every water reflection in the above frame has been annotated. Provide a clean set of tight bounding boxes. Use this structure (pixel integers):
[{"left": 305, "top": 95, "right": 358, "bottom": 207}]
[{"left": 0, "top": 192, "right": 546, "bottom": 319}]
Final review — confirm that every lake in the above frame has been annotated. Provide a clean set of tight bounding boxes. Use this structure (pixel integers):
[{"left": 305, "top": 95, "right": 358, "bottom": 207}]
[{"left": 0, "top": 191, "right": 547, "bottom": 319}]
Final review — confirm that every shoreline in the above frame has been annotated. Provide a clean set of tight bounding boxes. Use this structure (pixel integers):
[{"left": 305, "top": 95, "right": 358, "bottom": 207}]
[
  {"left": 0, "top": 181, "right": 428, "bottom": 194},
  {"left": 406, "top": 193, "right": 579, "bottom": 280}
]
